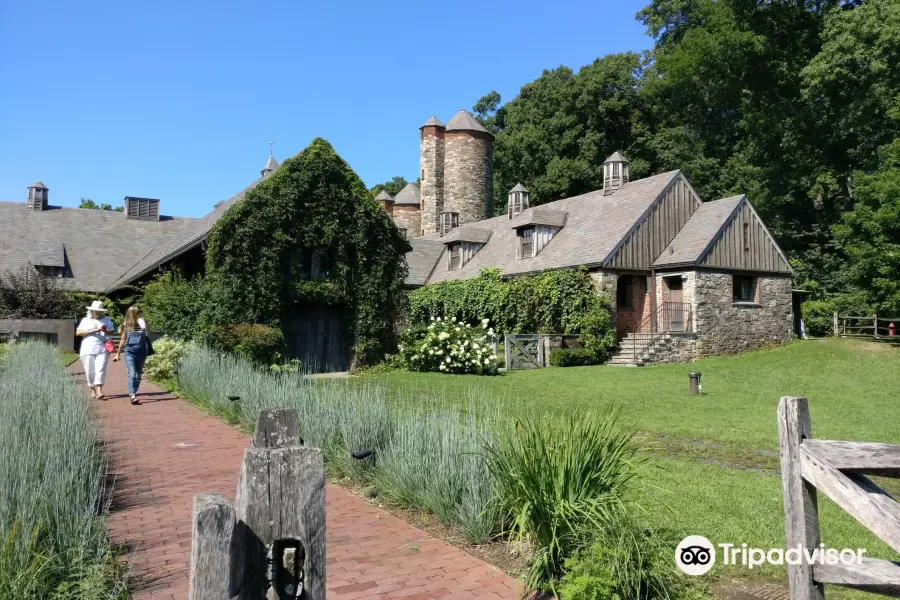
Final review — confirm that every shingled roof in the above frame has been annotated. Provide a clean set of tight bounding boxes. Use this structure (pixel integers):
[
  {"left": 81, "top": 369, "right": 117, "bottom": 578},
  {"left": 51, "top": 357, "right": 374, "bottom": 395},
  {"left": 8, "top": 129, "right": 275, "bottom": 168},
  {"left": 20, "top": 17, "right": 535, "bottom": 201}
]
[
  {"left": 418, "top": 170, "right": 682, "bottom": 284},
  {"left": 444, "top": 110, "right": 489, "bottom": 134},
  {"left": 392, "top": 183, "right": 420, "bottom": 206},
  {"left": 653, "top": 195, "right": 744, "bottom": 267},
  {"left": 0, "top": 203, "right": 196, "bottom": 292},
  {"left": 405, "top": 239, "right": 444, "bottom": 286}
]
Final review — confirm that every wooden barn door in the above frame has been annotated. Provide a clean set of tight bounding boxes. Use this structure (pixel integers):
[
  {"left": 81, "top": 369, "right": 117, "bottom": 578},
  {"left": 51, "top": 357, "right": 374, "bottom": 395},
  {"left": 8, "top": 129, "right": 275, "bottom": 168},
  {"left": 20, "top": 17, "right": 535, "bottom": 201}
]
[{"left": 284, "top": 305, "right": 352, "bottom": 373}]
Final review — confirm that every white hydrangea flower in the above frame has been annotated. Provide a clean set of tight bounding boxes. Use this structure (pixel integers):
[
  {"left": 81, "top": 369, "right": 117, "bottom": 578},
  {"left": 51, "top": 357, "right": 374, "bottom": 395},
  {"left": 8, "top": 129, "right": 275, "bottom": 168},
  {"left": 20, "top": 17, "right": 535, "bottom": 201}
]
[
  {"left": 446, "top": 356, "right": 451, "bottom": 363},
  {"left": 490, "top": 354, "right": 497, "bottom": 360},
  {"left": 472, "top": 343, "right": 479, "bottom": 349},
  {"left": 484, "top": 358, "right": 490, "bottom": 365},
  {"left": 439, "top": 363, "right": 446, "bottom": 370},
  {"left": 438, "top": 332, "right": 450, "bottom": 341}
]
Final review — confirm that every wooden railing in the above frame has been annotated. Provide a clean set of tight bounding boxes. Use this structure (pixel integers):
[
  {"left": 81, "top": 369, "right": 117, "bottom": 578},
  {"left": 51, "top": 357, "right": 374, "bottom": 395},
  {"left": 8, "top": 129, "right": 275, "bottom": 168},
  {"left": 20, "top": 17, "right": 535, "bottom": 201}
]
[
  {"left": 834, "top": 314, "right": 900, "bottom": 339},
  {"left": 778, "top": 397, "right": 900, "bottom": 599},
  {"left": 630, "top": 301, "right": 694, "bottom": 364}
]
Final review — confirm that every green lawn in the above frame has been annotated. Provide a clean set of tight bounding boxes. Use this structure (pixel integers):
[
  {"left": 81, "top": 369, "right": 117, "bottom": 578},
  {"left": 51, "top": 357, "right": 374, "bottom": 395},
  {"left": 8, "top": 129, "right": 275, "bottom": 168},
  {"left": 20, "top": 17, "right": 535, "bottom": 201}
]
[{"left": 365, "top": 338, "right": 900, "bottom": 583}]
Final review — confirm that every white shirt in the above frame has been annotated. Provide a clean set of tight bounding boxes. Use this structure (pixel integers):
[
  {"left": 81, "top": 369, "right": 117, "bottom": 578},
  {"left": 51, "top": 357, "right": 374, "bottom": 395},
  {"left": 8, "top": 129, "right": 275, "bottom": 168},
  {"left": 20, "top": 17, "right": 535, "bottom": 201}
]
[{"left": 78, "top": 316, "right": 115, "bottom": 356}]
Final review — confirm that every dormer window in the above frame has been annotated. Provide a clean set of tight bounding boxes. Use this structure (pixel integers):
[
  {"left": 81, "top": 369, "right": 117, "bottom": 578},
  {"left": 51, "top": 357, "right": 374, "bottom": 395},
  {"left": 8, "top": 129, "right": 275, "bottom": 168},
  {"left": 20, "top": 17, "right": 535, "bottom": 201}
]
[
  {"left": 448, "top": 244, "right": 462, "bottom": 270},
  {"left": 439, "top": 212, "right": 459, "bottom": 236},
  {"left": 518, "top": 227, "right": 534, "bottom": 259}
]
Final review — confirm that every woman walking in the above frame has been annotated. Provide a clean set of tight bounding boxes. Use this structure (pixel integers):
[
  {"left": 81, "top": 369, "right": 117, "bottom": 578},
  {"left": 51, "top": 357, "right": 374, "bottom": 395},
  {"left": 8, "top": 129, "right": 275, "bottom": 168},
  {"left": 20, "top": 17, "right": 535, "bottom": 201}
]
[
  {"left": 76, "top": 300, "right": 115, "bottom": 400},
  {"left": 113, "top": 306, "right": 150, "bottom": 405}
]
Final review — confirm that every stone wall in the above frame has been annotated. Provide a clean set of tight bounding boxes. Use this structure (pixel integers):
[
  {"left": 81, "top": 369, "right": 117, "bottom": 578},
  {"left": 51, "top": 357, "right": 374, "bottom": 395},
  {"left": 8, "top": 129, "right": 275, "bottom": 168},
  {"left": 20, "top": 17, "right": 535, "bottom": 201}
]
[
  {"left": 443, "top": 131, "right": 493, "bottom": 225},
  {"left": 693, "top": 271, "right": 793, "bottom": 357},
  {"left": 420, "top": 126, "right": 444, "bottom": 235},
  {"left": 0, "top": 319, "right": 75, "bottom": 351},
  {"left": 392, "top": 205, "right": 421, "bottom": 238},
  {"left": 642, "top": 334, "right": 698, "bottom": 365}
]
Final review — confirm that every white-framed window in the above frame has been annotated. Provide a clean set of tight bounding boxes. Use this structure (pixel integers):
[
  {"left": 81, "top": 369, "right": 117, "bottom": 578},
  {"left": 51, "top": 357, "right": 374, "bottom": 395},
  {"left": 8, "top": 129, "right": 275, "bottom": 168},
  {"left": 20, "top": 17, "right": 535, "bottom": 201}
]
[
  {"left": 518, "top": 227, "right": 534, "bottom": 259},
  {"left": 439, "top": 212, "right": 459, "bottom": 236}
]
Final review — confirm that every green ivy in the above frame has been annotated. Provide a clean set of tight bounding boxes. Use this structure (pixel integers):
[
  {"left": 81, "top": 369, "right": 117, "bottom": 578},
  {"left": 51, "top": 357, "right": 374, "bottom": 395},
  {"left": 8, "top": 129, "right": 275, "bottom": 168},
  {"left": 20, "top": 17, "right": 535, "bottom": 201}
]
[
  {"left": 204, "top": 138, "right": 411, "bottom": 367},
  {"left": 408, "top": 267, "right": 615, "bottom": 361}
]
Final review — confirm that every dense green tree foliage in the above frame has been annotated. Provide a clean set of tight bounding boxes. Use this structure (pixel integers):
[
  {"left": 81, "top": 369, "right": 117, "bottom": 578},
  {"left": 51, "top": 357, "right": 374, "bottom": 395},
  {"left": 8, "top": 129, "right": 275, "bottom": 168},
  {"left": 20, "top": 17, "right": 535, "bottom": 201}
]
[
  {"left": 469, "top": 0, "right": 900, "bottom": 313},
  {"left": 369, "top": 176, "right": 409, "bottom": 198},
  {"left": 78, "top": 198, "right": 123, "bottom": 211}
]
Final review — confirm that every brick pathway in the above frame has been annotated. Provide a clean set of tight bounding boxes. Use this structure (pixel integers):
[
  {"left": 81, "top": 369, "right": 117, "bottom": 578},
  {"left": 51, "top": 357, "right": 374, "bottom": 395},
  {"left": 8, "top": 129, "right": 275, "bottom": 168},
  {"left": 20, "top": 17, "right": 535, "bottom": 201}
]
[{"left": 70, "top": 358, "right": 524, "bottom": 600}]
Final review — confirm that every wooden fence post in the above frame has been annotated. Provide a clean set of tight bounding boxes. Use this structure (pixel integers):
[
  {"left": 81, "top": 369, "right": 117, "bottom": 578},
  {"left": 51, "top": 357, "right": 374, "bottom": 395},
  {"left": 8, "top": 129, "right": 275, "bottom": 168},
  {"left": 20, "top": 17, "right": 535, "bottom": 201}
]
[
  {"left": 778, "top": 397, "right": 825, "bottom": 600},
  {"left": 874, "top": 315, "right": 879, "bottom": 339},
  {"left": 188, "top": 408, "right": 325, "bottom": 600},
  {"left": 833, "top": 313, "right": 838, "bottom": 337}
]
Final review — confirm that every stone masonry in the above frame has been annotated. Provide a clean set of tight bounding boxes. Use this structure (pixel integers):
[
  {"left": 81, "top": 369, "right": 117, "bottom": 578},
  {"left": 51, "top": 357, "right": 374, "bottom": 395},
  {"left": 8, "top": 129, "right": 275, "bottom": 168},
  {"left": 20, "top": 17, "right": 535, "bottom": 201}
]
[
  {"left": 392, "top": 204, "right": 421, "bottom": 236},
  {"left": 692, "top": 271, "right": 793, "bottom": 357},
  {"left": 420, "top": 124, "right": 445, "bottom": 236},
  {"left": 444, "top": 131, "right": 493, "bottom": 226}
]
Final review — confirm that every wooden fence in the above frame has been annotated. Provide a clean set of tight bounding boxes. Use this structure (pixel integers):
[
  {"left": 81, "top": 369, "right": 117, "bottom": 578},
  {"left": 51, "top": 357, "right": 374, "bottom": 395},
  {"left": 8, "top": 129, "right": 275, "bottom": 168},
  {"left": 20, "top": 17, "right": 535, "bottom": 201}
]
[
  {"left": 833, "top": 314, "right": 900, "bottom": 339},
  {"left": 189, "top": 408, "right": 325, "bottom": 600},
  {"left": 778, "top": 397, "right": 900, "bottom": 600}
]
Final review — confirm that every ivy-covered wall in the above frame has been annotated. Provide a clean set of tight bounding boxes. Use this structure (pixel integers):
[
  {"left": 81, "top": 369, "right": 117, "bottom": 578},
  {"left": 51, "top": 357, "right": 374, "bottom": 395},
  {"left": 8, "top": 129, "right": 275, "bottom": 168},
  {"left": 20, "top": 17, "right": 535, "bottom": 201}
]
[
  {"left": 204, "top": 138, "right": 411, "bottom": 366},
  {"left": 408, "top": 267, "right": 616, "bottom": 360}
]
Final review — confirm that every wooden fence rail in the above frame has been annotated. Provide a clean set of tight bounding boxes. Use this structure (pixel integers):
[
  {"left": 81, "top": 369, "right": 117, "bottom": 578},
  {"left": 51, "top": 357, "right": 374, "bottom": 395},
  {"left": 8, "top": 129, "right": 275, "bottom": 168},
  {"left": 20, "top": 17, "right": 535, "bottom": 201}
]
[
  {"left": 189, "top": 408, "right": 325, "bottom": 600},
  {"left": 778, "top": 397, "right": 900, "bottom": 600},
  {"left": 833, "top": 314, "right": 900, "bottom": 339}
]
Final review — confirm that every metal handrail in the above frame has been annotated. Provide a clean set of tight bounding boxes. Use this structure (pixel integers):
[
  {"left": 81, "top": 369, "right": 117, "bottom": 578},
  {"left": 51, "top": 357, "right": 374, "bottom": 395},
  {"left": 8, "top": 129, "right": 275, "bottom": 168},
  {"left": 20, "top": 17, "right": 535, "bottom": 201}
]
[{"left": 629, "top": 301, "right": 694, "bottom": 364}]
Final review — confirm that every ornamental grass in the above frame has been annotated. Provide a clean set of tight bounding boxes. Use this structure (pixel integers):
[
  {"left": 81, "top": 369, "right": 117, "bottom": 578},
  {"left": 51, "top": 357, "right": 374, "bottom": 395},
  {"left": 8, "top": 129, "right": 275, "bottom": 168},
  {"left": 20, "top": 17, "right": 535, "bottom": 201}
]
[{"left": 0, "top": 342, "right": 126, "bottom": 600}]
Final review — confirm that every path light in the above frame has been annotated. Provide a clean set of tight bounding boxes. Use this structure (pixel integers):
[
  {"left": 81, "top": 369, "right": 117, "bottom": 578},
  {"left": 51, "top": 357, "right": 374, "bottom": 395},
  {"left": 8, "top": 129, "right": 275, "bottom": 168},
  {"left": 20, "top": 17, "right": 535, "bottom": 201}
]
[
  {"left": 351, "top": 449, "right": 376, "bottom": 467},
  {"left": 228, "top": 395, "right": 240, "bottom": 403},
  {"left": 689, "top": 371, "right": 702, "bottom": 395}
]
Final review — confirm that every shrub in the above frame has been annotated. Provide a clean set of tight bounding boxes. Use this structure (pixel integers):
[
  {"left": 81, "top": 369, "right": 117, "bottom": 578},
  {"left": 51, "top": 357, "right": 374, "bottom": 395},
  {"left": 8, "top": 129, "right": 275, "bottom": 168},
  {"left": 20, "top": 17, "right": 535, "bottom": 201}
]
[
  {"left": 144, "top": 336, "right": 189, "bottom": 382},
  {"left": 0, "top": 267, "right": 68, "bottom": 319},
  {"left": 0, "top": 342, "right": 126, "bottom": 598},
  {"left": 142, "top": 271, "right": 233, "bottom": 340},
  {"left": 484, "top": 410, "right": 643, "bottom": 592},
  {"left": 408, "top": 267, "right": 614, "bottom": 364},
  {"left": 560, "top": 517, "right": 689, "bottom": 600},
  {"left": 211, "top": 323, "right": 284, "bottom": 365},
  {"left": 397, "top": 316, "right": 499, "bottom": 374},
  {"left": 550, "top": 348, "right": 599, "bottom": 367},
  {"left": 801, "top": 300, "right": 833, "bottom": 338}
]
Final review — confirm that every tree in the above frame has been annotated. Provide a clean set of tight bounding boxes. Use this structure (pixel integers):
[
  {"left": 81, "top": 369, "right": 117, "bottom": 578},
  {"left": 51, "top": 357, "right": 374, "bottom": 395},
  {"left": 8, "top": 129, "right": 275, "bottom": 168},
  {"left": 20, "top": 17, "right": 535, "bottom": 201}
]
[
  {"left": 369, "top": 176, "right": 409, "bottom": 198},
  {"left": 833, "top": 139, "right": 900, "bottom": 313},
  {"left": 79, "top": 198, "right": 123, "bottom": 212},
  {"left": 0, "top": 267, "right": 68, "bottom": 319}
]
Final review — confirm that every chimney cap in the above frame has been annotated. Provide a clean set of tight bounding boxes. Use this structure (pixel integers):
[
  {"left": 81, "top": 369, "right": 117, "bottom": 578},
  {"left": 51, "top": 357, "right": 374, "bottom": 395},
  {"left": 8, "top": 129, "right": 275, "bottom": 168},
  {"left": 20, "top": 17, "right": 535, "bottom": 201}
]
[
  {"left": 29, "top": 180, "right": 48, "bottom": 189},
  {"left": 509, "top": 183, "right": 528, "bottom": 193},
  {"left": 420, "top": 116, "right": 445, "bottom": 129},
  {"left": 604, "top": 151, "right": 628, "bottom": 163}
]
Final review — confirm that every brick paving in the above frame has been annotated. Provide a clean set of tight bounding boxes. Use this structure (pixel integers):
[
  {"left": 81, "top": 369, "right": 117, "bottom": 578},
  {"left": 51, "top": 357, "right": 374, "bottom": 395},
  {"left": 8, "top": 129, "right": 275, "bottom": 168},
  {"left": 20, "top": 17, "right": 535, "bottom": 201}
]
[{"left": 70, "top": 358, "right": 524, "bottom": 600}]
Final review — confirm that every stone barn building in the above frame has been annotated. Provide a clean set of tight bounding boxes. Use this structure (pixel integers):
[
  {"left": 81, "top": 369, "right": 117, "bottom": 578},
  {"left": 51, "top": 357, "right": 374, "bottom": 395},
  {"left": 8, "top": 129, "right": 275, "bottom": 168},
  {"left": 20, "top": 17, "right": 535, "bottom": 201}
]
[{"left": 394, "top": 112, "right": 795, "bottom": 365}]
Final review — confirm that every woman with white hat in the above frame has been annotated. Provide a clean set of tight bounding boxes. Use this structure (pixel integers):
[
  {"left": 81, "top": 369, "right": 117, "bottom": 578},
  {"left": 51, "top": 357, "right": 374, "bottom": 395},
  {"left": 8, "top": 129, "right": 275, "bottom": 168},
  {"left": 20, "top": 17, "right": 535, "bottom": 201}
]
[{"left": 76, "top": 300, "right": 115, "bottom": 399}]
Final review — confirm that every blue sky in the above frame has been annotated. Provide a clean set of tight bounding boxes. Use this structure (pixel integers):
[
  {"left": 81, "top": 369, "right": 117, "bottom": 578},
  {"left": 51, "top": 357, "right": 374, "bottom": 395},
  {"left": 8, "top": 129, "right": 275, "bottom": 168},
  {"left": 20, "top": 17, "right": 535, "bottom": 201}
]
[{"left": 0, "top": 0, "right": 652, "bottom": 218}]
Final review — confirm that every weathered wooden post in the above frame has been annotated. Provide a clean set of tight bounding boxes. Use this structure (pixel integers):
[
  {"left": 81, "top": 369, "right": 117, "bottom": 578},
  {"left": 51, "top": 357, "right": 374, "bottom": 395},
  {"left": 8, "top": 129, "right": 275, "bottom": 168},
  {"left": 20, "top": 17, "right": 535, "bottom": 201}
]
[
  {"left": 778, "top": 397, "right": 824, "bottom": 600},
  {"left": 833, "top": 313, "right": 838, "bottom": 337},
  {"left": 189, "top": 408, "right": 325, "bottom": 600}
]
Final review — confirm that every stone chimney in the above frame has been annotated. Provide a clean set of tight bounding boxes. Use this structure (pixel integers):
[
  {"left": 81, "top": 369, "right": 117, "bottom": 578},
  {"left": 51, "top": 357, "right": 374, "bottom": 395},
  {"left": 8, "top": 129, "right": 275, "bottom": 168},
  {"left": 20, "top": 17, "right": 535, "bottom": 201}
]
[
  {"left": 27, "top": 181, "right": 48, "bottom": 211},
  {"left": 602, "top": 152, "right": 629, "bottom": 195}
]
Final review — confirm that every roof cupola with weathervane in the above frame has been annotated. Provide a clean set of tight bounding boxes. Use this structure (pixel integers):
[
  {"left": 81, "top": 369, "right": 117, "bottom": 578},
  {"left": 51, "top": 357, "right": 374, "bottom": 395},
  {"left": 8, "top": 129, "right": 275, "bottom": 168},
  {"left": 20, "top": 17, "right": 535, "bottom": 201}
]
[
  {"left": 261, "top": 155, "right": 278, "bottom": 178},
  {"left": 27, "top": 181, "right": 49, "bottom": 211},
  {"left": 507, "top": 183, "right": 529, "bottom": 219},
  {"left": 602, "top": 151, "right": 630, "bottom": 195}
]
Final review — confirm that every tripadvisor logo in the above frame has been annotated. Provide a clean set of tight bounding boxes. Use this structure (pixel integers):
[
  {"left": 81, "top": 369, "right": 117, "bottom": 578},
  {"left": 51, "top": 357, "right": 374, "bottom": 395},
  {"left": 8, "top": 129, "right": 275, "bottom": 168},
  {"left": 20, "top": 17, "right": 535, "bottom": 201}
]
[{"left": 676, "top": 536, "right": 867, "bottom": 576}]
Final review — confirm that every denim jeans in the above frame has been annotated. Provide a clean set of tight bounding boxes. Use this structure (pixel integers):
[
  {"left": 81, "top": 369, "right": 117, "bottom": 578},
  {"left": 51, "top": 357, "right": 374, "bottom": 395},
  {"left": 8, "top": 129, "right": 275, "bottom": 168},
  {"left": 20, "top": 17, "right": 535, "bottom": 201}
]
[{"left": 124, "top": 350, "right": 146, "bottom": 396}]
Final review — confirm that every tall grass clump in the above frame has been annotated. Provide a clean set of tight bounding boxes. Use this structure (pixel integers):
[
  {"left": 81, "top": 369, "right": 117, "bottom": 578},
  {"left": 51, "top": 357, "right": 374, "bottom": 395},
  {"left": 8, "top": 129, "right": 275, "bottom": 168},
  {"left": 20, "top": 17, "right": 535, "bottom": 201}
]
[
  {"left": 0, "top": 342, "right": 126, "bottom": 600},
  {"left": 484, "top": 410, "right": 644, "bottom": 592},
  {"left": 177, "top": 345, "right": 504, "bottom": 542},
  {"left": 376, "top": 397, "right": 504, "bottom": 543}
]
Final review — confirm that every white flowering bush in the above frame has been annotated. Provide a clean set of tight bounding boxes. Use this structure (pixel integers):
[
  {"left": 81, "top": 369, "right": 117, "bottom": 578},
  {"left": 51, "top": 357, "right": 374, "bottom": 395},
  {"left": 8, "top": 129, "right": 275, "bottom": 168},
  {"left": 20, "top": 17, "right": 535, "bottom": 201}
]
[
  {"left": 144, "top": 336, "right": 192, "bottom": 381},
  {"left": 397, "top": 317, "right": 500, "bottom": 375}
]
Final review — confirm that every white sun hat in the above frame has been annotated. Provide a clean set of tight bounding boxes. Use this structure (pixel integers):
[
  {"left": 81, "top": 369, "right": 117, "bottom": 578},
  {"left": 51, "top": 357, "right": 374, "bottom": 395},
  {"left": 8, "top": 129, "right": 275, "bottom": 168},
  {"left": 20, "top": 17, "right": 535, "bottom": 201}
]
[{"left": 86, "top": 300, "right": 108, "bottom": 312}]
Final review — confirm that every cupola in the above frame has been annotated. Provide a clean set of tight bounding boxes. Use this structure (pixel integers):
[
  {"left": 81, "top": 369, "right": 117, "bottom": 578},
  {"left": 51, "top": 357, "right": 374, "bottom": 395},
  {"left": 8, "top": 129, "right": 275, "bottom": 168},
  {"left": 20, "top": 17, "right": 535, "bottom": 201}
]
[
  {"left": 602, "top": 151, "right": 629, "bottom": 195},
  {"left": 27, "top": 181, "right": 49, "bottom": 211},
  {"left": 261, "top": 155, "right": 278, "bottom": 178},
  {"left": 507, "top": 183, "right": 529, "bottom": 219}
]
